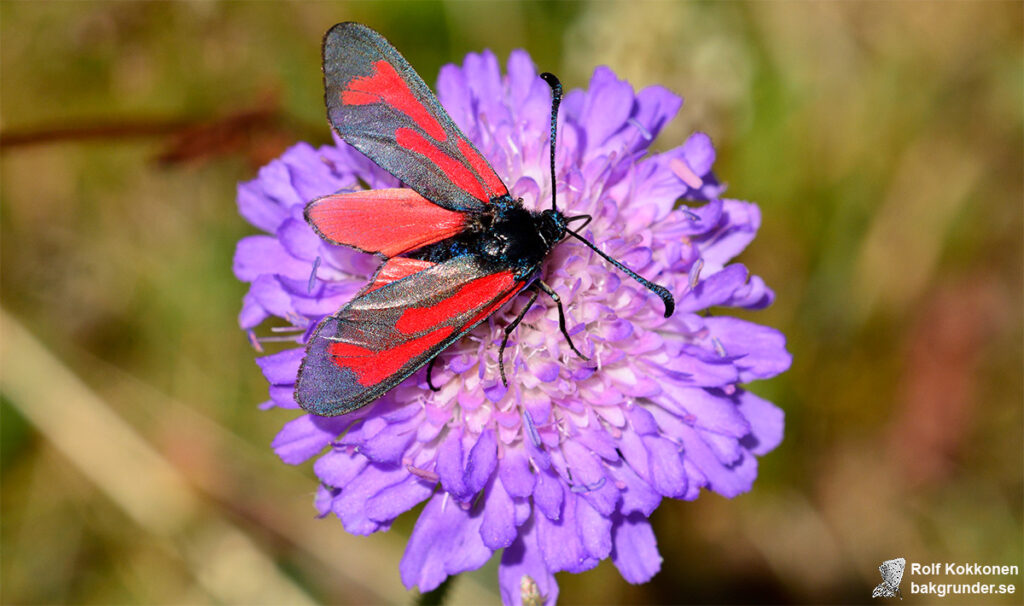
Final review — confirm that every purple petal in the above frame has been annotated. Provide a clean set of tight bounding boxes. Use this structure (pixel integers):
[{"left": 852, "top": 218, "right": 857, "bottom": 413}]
[
  {"left": 678, "top": 423, "right": 758, "bottom": 498},
  {"left": 626, "top": 405, "right": 659, "bottom": 436},
  {"left": 239, "top": 291, "right": 268, "bottom": 328},
  {"left": 699, "top": 200, "right": 761, "bottom": 272},
  {"left": 400, "top": 492, "right": 493, "bottom": 591},
  {"left": 436, "top": 63, "right": 472, "bottom": 133},
  {"left": 611, "top": 512, "right": 662, "bottom": 584},
  {"left": 506, "top": 50, "right": 547, "bottom": 124},
  {"left": 642, "top": 350, "right": 738, "bottom": 387},
  {"left": 721, "top": 274, "right": 774, "bottom": 309},
  {"left": 736, "top": 389, "right": 785, "bottom": 455},
  {"left": 532, "top": 467, "right": 565, "bottom": 521},
  {"left": 313, "top": 449, "right": 368, "bottom": 487},
  {"left": 676, "top": 263, "right": 750, "bottom": 313},
  {"left": 272, "top": 414, "right": 348, "bottom": 464},
  {"left": 465, "top": 428, "right": 498, "bottom": 493},
  {"left": 315, "top": 484, "right": 339, "bottom": 517},
  {"left": 334, "top": 464, "right": 410, "bottom": 535},
  {"left": 256, "top": 348, "right": 303, "bottom": 385},
  {"left": 573, "top": 421, "right": 620, "bottom": 461},
  {"left": 499, "top": 448, "right": 536, "bottom": 498},
  {"left": 283, "top": 142, "right": 343, "bottom": 202},
  {"left": 682, "top": 132, "right": 715, "bottom": 176},
  {"left": 277, "top": 218, "right": 321, "bottom": 261},
  {"left": 365, "top": 473, "right": 435, "bottom": 523},
  {"left": 701, "top": 431, "right": 744, "bottom": 465},
  {"left": 268, "top": 385, "right": 299, "bottom": 409},
  {"left": 248, "top": 275, "right": 299, "bottom": 320},
  {"left": 536, "top": 494, "right": 599, "bottom": 574},
  {"left": 237, "top": 179, "right": 288, "bottom": 233},
  {"left": 704, "top": 317, "right": 792, "bottom": 381},
  {"left": 606, "top": 460, "right": 661, "bottom": 516},
  {"left": 357, "top": 418, "right": 418, "bottom": 465},
  {"left": 576, "top": 497, "right": 613, "bottom": 560},
  {"left": 580, "top": 67, "right": 635, "bottom": 152},
  {"left": 561, "top": 440, "right": 619, "bottom": 516},
  {"left": 234, "top": 235, "right": 312, "bottom": 282},
  {"left": 436, "top": 430, "right": 470, "bottom": 500},
  {"left": 657, "top": 387, "right": 751, "bottom": 438},
  {"left": 629, "top": 85, "right": 683, "bottom": 151},
  {"left": 642, "top": 435, "right": 688, "bottom": 498},
  {"left": 464, "top": 50, "right": 503, "bottom": 121},
  {"left": 499, "top": 517, "right": 559, "bottom": 606},
  {"left": 480, "top": 476, "right": 517, "bottom": 550}
]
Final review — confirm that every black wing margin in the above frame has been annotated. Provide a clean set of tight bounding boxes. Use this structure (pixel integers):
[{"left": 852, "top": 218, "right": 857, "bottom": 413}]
[
  {"left": 323, "top": 22, "right": 509, "bottom": 212},
  {"left": 295, "top": 255, "right": 526, "bottom": 415}
]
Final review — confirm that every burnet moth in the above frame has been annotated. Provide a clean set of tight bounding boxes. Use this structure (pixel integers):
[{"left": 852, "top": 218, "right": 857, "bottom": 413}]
[{"left": 295, "top": 22, "right": 674, "bottom": 416}]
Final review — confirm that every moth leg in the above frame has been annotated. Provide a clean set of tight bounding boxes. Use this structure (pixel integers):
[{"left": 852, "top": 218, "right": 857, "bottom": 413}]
[
  {"left": 537, "top": 280, "right": 589, "bottom": 362},
  {"left": 425, "top": 356, "right": 442, "bottom": 392},
  {"left": 566, "top": 214, "right": 593, "bottom": 230},
  {"left": 500, "top": 288, "right": 541, "bottom": 387}
]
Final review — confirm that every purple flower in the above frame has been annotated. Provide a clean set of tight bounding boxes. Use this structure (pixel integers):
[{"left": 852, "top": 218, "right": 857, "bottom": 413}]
[{"left": 235, "top": 49, "right": 790, "bottom": 605}]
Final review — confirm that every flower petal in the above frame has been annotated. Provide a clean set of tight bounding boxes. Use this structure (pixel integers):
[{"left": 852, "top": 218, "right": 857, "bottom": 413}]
[
  {"left": 400, "top": 492, "right": 493, "bottom": 591},
  {"left": 532, "top": 467, "right": 565, "bottom": 521},
  {"left": 436, "top": 429, "right": 470, "bottom": 500},
  {"left": 498, "top": 448, "right": 536, "bottom": 498},
  {"left": 234, "top": 235, "right": 313, "bottom": 282},
  {"left": 465, "top": 428, "right": 498, "bottom": 494},
  {"left": 611, "top": 512, "right": 662, "bottom": 584},
  {"left": 480, "top": 476, "right": 517, "bottom": 550},
  {"left": 272, "top": 414, "right": 349, "bottom": 464},
  {"left": 736, "top": 389, "right": 785, "bottom": 456},
  {"left": 499, "top": 517, "right": 559, "bottom": 606},
  {"left": 331, "top": 463, "right": 407, "bottom": 535},
  {"left": 536, "top": 494, "right": 599, "bottom": 574},
  {"left": 576, "top": 497, "right": 613, "bottom": 560},
  {"left": 704, "top": 317, "right": 792, "bottom": 381},
  {"left": 365, "top": 473, "right": 435, "bottom": 523}
]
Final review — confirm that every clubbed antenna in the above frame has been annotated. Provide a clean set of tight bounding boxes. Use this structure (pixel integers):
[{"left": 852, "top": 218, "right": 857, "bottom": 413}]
[
  {"left": 540, "top": 72, "right": 674, "bottom": 318},
  {"left": 566, "top": 228, "right": 676, "bottom": 318},
  {"left": 539, "top": 72, "right": 562, "bottom": 211}
]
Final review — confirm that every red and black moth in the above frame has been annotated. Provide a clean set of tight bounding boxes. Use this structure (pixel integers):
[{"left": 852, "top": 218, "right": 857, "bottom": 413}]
[{"left": 295, "top": 22, "right": 674, "bottom": 416}]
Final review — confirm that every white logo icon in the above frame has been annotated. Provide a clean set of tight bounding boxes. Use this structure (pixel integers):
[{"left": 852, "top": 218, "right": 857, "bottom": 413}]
[{"left": 872, "top": 557, "right": 906, "bottom": 599}]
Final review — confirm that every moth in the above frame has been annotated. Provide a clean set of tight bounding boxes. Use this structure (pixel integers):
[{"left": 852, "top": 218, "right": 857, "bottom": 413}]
[
  {"left": 872, "top": 558, "right": 906, "bottom": 599},
  {"left": 295, "top": 22, "right": 674, "bottom": 416}
]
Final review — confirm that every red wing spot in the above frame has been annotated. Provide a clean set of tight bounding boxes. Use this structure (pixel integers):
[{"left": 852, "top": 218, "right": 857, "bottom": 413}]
[
  {"left": 396, "top": 128, "right": 488, "bottom": 202},
  {"left": 328, "top": 325, "right": 455, "bottom": 387},
  {"left": 465, "top": 286, "right": 522, "bottom": 327},
  {"left": 339, "top": 90, "right": 378, "bottom": 105},
  {"left": 306, "top": 189, "right": 466, "bottom": 257},
  {"left": 341, "top": 60, "right": 447, "bottom": 142},
  {"left": 396, "top": 271, "right": 517, "bottom": 335},
  {"left": 367, "top": 258, "right": 435, "bottom": 292},
  {"left": 456, "top": 137, "right": 507, "bottom": 197}
]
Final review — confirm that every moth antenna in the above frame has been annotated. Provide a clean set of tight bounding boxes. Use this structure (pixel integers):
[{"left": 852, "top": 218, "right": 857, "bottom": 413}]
[
  {"left": 540, "top": 72, "right": 562, "bottom": 211},
  {"left": 566, "top": 227, "right": 675, "bottom": 318}
]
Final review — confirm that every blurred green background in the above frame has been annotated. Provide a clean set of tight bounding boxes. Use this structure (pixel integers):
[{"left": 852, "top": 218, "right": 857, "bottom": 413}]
[{"left": 2, "top": 2, "right": 1021, "bottom": 604}]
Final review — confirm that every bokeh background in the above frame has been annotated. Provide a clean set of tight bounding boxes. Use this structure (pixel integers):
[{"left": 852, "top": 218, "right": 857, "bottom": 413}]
[{"left": 2, "top": 2, "right": 1021, "bottom": 604}]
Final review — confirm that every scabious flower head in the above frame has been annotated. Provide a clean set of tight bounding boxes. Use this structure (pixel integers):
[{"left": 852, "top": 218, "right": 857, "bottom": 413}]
[{"left": 234, "top": 49, "right": 790, "bottom": 605}]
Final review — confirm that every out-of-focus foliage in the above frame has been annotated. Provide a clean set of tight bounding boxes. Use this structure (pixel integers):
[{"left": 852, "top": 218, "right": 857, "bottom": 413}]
[{"left": 1, "top": 2, "right": 1020, "bottom": 604}]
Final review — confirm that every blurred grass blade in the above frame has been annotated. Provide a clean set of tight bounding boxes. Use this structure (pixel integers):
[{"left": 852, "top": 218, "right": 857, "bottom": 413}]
[{"left": 0, "top": 309, "right": 316, "bottom": 605}]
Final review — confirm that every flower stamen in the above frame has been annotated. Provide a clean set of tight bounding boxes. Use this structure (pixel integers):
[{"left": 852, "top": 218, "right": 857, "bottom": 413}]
[
  {"left": 689, "top": 258, "right": 704, "bottom": 290},
  {"left": 670, "top": 157, "right": 705, "bottom": 189},
  {"left": 712, "top": 337, "right": 727, "bottom": 357},
  {"left": 307, "top": 256, "right": 321, "bottom": 293},
  {"left": 569, "top": 476, "right": 606, "bottom": 493},
  {"left": 522, "top": 410, "right": 542, "bottom": 448},
  {"left": 407, "top": 465, "right": 439, "bottom": 483}
]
